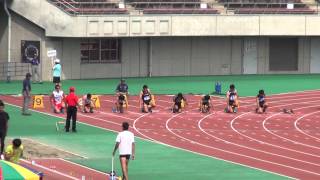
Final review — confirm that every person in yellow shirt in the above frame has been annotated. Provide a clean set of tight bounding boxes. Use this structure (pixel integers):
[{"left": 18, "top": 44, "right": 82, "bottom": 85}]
[{"left": 5, "top": 139, "right": 23, "bottom": 164}]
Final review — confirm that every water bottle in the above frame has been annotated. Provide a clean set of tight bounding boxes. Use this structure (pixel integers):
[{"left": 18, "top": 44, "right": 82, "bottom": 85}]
[{"left": 215, "top": 82, "right": 221, "bottom": 94}]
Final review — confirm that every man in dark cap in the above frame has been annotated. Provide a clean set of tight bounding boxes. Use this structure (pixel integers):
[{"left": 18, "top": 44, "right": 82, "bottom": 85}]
[{"left": 22, "top": 73, "right": 32, "bottom": 115}]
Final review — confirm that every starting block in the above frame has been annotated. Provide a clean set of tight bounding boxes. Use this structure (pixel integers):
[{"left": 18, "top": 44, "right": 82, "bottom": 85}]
[
  {"left": 55, "top": 121, "right": 65, "bottom": 131},
  {"left": 181, "top": 99, "right": 185, "bottom": 108},
  {"left": 151, "top": 95, "right": 156, "bottom": 107},
  {"left": 123, "top": 95, "right": 129, "bottom": 108},
  {"left": 33, "top": 95, "right": 44, "bottom": 108}
]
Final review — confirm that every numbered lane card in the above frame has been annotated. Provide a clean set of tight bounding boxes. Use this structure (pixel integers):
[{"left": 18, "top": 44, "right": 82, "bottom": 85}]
[
  {"left": 91, "top": 95, "right": 101, "bottom": 108},
  {"left": 33, "top": 95, "right": 44, "bottom": 108}
]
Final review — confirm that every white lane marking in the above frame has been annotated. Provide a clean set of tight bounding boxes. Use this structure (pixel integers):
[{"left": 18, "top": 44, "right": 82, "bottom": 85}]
[
  {"left": 294, "top": 111, "right": 320, "bottom": 141},
  {"left": 232, "top": 111, "right": 320, "bottom": 158},
  {"left": 199, "top": 113, "right": 320, "bottom": 167},
  {"left": 166, "top": 113, "right": 319, "bottom": 176},
  {"left": 20, "top": 159, "right": 79, "bottom": 180},
  {"left": 132, "top": 113, "right": 296, "bottom": 180},
  {"left": 262, "top": 105, "right": 320, "bottom": 150}
]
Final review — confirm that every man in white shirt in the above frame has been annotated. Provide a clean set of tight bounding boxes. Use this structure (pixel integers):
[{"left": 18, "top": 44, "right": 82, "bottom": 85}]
[{"left": 112, "top": 122, "right": 135, "bottom": 180}]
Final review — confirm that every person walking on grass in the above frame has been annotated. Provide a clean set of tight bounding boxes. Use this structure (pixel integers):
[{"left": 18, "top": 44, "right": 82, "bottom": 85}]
[
  {"left": 0, "top": 100, "right": 9, "bottom": 160},
  {"left": 65, "top": 87, "right": 79, "bottom": 132},
  {"left": 112, "top": 122, "right": 135, "bottom": 180},
  {"left": 22, "top": 73, "right": 32, "bottom": 115}
]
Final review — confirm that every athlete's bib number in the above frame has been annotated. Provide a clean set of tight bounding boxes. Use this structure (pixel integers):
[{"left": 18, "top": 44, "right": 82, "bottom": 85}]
[{"left": 144, "top": 96, "right": 151, "bottom": 101}]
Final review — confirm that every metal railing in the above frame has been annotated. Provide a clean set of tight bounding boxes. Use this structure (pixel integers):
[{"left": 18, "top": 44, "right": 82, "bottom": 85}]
[
  {"left": 47, "top": 0, "right": 320, "bottom": 14},
  {"left": 0, "top": 62, "right": 31, "bottom": 82}
]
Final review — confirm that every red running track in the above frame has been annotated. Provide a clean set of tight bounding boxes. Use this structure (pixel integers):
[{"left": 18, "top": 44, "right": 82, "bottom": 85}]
[{"left": 2, "top": 90, "right": 320, "bottom": 179}]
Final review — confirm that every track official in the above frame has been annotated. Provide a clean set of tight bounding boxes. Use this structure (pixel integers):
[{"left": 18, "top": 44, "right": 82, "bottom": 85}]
[{"left": 65, "top": 87, "right": 79, "bottom": 132}]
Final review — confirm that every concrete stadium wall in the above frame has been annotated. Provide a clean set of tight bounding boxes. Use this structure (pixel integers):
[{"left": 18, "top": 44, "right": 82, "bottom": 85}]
[
  {"left": 6, "top": 11, "right": 49, "bottom": 80},
  {"left": 8, "top": 0, "right": 320, "bottom": 37},
  {"left": 310, "top": 38, "right": 320, "bottom": 73},
  {"left": 0, "top": 4, "right": 8, "bottom": 62},
  {"left": 3, "top": 10, "right": 320, "bottom": 80},
  {"left": 44, "top": 38, "right": 149, "bottom": 80},
  {"left": 150, "top": 37, "right": 243, "bottom": 76}
]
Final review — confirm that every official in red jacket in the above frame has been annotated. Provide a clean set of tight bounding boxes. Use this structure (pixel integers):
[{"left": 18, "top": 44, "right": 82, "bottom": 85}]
[{"left": 65, "top": 87, "right": 79, "bottom": 132}]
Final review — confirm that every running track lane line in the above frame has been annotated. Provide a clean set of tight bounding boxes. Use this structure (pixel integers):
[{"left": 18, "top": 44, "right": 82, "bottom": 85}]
[
  {"left": 2, "top": 93, "right": 318, "bottom": 178},
  {"left": 165, "top": 113, "right": 320, "bottom": 177},
  {"left": 197, "top": 113, "right": 320, "bottom": 166},
  {"left": 59, "top": 158, "right": 109, "bottom": 176},
  {"left": 295, "top": 111, "right": 320, "bottom": 141},
  {"left": 262, "top": 109, "right": 320, "bottom": 150},
  {"left": 231, "top": 104, "right": 320, "bottom": 157},
  {"left": 20, "top": 159, "right": 78, "bottom": 180},
  {"left": 133, "top": 113, "right": 296, "bottom": 180}
]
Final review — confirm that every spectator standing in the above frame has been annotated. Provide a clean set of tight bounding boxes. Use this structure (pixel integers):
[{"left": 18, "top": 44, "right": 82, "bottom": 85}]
[
  {"left": 65, "top": 87, "right": 79, "bottom": 132},
  {"left": 30, "top": 57, "right": 42, "bottom": 84},
  {"left": 4, "top": 139, "right": 23, "bottom": 164},
  {"left": 22, "top": 73, "right": 32, "bottom": 116},
  {"left": 0, "top": 100, "right": 9, "bottom": 159},
  {"left": 112, "top": 122, "right": 135, "bottom": 180},
  {"left": 52, "top": 59, "right": 62, "bottom": 85}
]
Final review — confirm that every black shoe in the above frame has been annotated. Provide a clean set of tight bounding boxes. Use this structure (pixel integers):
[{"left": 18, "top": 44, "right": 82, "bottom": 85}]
[
  {"left": 72, "top": 129, "right": 77, "bottom": 132},
  {"left": 65, "top": 129, "right": 69, "bottom": 132}
]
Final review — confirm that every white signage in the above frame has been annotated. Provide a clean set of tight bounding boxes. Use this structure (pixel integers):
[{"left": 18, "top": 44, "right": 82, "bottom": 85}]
[
  {"left": 47, "top": 50, "right": 57, "bottom": 57},
  {"left": 200, "top": 3, "right": 207, "bottom": 9},
  {"left": 287, "top": 3, "right": 294, "bottom": 9}
]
